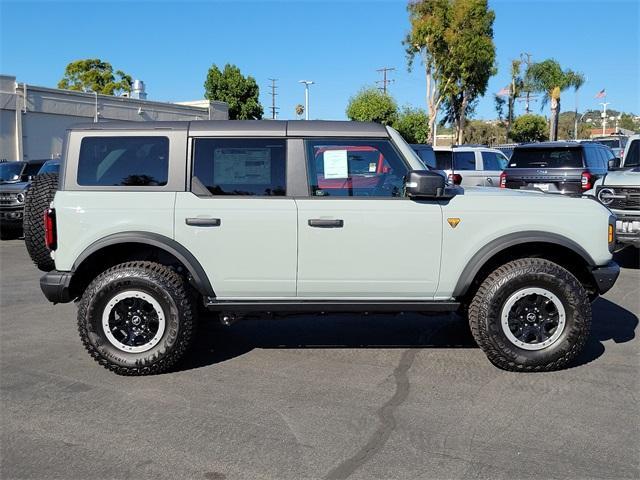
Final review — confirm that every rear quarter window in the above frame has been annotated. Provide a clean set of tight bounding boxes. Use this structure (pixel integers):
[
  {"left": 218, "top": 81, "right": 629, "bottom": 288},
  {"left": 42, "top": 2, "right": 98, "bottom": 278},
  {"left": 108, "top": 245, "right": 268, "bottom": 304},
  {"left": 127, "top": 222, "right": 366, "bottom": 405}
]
[{"left": 77, "top": 136, "right": 169, "bottom": 186}]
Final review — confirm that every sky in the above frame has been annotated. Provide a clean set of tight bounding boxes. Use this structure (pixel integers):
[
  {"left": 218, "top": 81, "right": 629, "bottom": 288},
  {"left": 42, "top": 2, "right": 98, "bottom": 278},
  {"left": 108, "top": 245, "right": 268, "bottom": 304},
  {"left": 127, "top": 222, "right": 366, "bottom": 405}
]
[{"left": 1, "top": 0, "right": 638, "bottom": 122}]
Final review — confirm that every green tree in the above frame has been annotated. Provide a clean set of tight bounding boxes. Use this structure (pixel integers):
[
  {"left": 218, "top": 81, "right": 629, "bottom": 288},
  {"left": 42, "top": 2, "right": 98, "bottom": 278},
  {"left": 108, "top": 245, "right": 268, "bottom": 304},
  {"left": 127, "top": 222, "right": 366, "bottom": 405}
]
[
  {"left": 619, "top": 113, "right": 639, "bottom": 132},
  {"left": 510, "top": 114, "right": 548, "bottom": 143},
  {"left": 58, "top": 59, "right": 132, "bottom": 95},
  {"left": 558, "top": 111, "right": 591, "bottom": 140},
  {"left": 346, "top": 88, "right": 398, "bottom": 125},
  {"left": 204, "top": 64, "right": 263, "bottom": 120},
  {"left": 526, "top": 59, "right": 584, "bottom": 141},
  {"left": 462, "top": 120, "right": 506, "bottom": 145},
  {"left": 393, "top": 107, "right": 430, "bottom": 143},
  {"left": 407, "top": 0, "right": 496, "bottom": 145}
]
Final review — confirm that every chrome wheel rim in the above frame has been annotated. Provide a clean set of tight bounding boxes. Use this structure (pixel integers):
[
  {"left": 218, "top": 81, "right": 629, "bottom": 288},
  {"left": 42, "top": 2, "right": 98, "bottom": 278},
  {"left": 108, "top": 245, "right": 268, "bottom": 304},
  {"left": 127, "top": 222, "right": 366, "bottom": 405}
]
[
  {"left": 102, "top": 290, "right": 165, "bottom": 353},
  {"left": 501, "top": 287, "right": 566, "bottom": 351}
]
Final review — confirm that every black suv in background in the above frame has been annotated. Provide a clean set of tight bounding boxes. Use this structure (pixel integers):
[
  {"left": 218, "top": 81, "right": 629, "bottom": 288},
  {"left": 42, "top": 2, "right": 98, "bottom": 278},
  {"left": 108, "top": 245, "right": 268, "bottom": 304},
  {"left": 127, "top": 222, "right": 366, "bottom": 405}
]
[
  {"left": 500, "top": 141, "right": 615, "bottom": 194},
  {"left": 0, "top": 159, "right": 59, "bottom": 238}
]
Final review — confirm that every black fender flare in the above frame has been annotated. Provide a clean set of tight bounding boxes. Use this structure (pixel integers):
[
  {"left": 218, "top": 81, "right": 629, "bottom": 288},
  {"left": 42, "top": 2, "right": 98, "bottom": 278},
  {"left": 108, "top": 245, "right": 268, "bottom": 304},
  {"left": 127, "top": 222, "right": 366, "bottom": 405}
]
[
  {"left": 452, "top": 231, "right": 596, "bottom": 298},
  {"left": 73, "top": 231, "right": 215, "bottom": 297}
]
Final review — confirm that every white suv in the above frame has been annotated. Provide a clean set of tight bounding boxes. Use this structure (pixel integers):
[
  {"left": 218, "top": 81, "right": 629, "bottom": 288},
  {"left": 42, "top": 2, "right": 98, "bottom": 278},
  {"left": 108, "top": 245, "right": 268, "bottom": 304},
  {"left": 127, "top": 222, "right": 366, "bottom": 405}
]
[{"left": 433, "top": 145, "right": 509, "bottom": 187}]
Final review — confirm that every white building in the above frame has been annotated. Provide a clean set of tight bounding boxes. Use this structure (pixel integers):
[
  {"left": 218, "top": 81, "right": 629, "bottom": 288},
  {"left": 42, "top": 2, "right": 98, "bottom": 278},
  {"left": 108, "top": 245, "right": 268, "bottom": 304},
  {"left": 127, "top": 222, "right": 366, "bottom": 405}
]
[{"left": 0, "top": 74, "right": 228, "bottom": 161}]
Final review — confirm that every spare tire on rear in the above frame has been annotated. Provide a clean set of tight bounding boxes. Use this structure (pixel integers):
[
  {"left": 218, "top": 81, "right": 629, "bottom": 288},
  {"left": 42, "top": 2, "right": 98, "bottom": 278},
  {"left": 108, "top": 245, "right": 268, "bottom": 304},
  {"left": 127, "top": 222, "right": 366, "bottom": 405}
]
[{"left": 24, "top": 173, "right": 58, "bottom": 272}]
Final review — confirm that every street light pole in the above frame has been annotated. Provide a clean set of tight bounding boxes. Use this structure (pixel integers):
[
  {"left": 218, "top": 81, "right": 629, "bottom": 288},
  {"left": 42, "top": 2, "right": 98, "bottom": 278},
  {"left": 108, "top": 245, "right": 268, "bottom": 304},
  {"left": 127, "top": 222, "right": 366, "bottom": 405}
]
[
  {"left": 599, "top": 102, "right": 610, "bottom": 136},
  {"left": 299, "top": 80, "right": 314, "bottom": 120}
]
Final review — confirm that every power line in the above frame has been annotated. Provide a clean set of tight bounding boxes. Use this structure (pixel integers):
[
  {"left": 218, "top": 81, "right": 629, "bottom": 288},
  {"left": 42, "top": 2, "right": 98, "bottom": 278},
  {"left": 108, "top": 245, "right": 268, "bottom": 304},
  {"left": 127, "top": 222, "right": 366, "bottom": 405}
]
[
  {"left": 376, "top": 67, "right": 395, "bottom": 95},
  {"left": 268, "top": 78, "right": 279, "bottom": 119}
]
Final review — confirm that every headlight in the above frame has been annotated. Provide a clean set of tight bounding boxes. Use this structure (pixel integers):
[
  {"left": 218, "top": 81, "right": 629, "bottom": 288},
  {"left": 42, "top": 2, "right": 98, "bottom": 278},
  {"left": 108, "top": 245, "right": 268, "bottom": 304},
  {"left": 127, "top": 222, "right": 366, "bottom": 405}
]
[
  {"left": 597, "top": 187, "right": 616, "bottom": 205},
  {"left": 15, "top": 192, "right": 25, "bottom": 204}
]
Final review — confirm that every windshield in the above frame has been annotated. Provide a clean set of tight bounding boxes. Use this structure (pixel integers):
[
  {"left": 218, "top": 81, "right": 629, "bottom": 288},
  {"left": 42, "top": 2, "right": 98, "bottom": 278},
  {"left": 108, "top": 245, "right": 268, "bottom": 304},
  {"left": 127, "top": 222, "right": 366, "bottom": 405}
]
[
  {"left": 509, "top": 147, "right": 583, "bottom": 168},
  {"left": 38, "top": 162, "right": 60, "bottom": 174},
  {"left": 624, "top": 140, "right": 639, "bottom": 167},
  {"left": 411, "top": 146, "right": 436, "bottom": 169},
  {"left": 0, "top": 162, "right": 24, "bottom": 182}
]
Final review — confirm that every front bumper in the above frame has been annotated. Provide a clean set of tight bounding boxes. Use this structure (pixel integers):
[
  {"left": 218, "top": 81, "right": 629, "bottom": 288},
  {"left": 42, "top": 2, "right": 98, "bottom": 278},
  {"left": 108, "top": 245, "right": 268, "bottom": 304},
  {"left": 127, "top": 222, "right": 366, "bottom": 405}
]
[
  {"left": 591, "top": 261, "right": 620, "bottom": 295},
  {"left": 614, "top": 216, "right": 640, "bottom": 247},
  {"left": 40, "top": 270, "right": 73, "bottom": 303},
  {"left": 0, "top": 207, "right": 24, "bottom": 226}
]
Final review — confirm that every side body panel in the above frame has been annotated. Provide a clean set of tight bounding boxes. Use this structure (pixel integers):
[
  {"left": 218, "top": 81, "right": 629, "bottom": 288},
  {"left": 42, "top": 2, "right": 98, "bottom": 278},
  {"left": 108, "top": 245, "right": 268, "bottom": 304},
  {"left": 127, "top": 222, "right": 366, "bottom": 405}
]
[
  {"left": 52, "top": 191, "right": 177, "bottom": 271},
  {"left": 435, "top": 189, "right": 614, "bottom": 298}
]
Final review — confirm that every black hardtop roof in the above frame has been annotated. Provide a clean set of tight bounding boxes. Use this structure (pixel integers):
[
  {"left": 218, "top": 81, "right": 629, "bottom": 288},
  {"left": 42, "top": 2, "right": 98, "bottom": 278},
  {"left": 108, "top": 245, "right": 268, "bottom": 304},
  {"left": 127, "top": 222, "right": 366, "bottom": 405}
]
[
  {"left": 67, "top": 120, "right": 389, "bottom": 137},
  {"left": 514, "top": 141, "right": 591, "bottom": 149}
]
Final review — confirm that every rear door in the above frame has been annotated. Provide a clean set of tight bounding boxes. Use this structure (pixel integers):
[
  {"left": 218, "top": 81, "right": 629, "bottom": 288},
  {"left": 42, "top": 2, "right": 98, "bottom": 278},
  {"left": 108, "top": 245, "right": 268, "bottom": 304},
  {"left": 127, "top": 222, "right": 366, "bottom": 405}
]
[
  {"left": 174, "top": 137, "right": 298, "bottom": 299},
  {"left": 480, "top": 150, "right": 508, "bottom": 187}
]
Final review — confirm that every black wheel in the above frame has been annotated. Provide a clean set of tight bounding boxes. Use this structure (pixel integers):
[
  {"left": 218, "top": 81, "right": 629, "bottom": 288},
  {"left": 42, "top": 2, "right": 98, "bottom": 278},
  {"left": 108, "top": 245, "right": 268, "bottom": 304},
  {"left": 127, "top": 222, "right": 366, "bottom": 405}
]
[
  {"left": 78, "top": 261, "right": 197, "bottom": 376},
  {"left": 468, "top": 258, "right": 591, "bottom": 372},
  {"left": 23, "top": 172, "right": 58, "bottom": 271}
]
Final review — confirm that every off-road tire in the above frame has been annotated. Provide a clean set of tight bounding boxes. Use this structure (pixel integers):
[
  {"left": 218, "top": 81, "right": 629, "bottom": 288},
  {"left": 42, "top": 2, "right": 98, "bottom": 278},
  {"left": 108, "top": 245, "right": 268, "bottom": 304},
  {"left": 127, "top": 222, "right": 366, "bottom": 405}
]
[
  {"left": 23, "top": 172, "right": 58, "bottom": 271},
  {"left": 78, "top": 261, "right": 197, "bottom": 376},
  {"left": 469, "top": 258, "right": 591, "bottom": 372}
]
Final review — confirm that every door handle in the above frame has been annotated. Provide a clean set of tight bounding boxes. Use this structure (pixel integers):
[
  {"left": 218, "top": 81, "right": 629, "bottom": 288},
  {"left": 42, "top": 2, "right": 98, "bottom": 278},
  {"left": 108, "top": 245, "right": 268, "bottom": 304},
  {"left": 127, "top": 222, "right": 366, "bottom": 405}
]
[
  {"left": 486, "top": 177, "right": 493, "bottom": 183},
  {"left": 185, "top": 217, "right": 221, "bottom": 227},
  {"left": 308, "top": 219, "right": 344, "bottom": 228}
]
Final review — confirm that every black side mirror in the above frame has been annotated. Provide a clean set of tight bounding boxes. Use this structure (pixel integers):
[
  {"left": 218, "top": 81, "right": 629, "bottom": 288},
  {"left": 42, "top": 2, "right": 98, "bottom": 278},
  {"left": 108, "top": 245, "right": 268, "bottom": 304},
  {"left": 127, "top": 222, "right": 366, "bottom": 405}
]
[
  {"left": 405, "top": 170, "right": 447, "bottom": 199},
  {"left": 608, "top": 158, "right": 621, "bottom": 170}
]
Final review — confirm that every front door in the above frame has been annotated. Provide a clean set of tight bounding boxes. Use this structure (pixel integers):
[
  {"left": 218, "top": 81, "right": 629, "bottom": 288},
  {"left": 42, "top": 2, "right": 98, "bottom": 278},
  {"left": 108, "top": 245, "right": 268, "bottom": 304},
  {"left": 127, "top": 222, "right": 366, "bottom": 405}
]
[
  {"left": 296, "top": 138, "right": 443, "bottom": 299},
  {"left": 174, "top": 137, "right": 297, "bottom": 298}
]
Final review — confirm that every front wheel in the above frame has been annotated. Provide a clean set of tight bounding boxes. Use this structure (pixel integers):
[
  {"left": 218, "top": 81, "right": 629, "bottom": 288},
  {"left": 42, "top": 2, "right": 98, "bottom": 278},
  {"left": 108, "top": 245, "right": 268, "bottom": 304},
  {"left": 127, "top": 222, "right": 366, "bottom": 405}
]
[
  {"left": 78, "top": 261, "right": 196, "bottom": 375},
  {"left": 469, "top": 258, "right": 591, "bottom": 372}
]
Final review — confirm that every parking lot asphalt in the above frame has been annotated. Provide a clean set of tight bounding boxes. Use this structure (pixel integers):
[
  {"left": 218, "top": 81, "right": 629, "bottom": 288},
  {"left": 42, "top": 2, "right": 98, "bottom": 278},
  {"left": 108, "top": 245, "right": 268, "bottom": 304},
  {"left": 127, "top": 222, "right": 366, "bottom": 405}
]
[{"left": 1, "top": 239, "right": 639, "bottom": 480}]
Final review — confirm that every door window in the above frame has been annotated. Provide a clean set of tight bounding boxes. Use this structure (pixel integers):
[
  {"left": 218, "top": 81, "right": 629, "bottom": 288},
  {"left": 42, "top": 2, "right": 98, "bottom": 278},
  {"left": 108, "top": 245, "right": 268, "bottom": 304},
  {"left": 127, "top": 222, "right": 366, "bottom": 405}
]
[
  {"left": 305, "top": 139, "right": 408, "bottom": 197},
  {"left": 481, "top": 151, "right": 508, "bottom": 171},
  {"left": 453, "top": 151, "right": 476, "bottom": 171},
  {"left": 192, "top": 138, "right": 286, "bottom": 196}
]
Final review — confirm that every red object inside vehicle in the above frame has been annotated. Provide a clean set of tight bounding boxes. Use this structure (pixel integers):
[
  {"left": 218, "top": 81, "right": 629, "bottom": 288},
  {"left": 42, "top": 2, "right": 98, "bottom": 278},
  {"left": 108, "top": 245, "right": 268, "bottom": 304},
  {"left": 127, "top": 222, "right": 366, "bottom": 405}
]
[{"left": 315, "top": 145, "right": 389, "bottom": 190}]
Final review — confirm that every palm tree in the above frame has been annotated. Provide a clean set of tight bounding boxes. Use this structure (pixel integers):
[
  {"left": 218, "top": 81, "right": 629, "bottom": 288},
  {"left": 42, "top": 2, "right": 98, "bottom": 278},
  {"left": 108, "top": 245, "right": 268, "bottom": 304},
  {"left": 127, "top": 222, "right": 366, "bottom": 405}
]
[{"left": 527, "top": 59, "right": 585, "bottom": 141}]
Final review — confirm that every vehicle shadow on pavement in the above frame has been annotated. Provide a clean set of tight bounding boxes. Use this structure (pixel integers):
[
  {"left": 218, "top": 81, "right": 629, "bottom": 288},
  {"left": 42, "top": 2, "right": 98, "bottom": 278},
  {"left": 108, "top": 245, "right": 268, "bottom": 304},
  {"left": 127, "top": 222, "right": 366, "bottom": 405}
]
[
  {"left": 571, "top": 297, "right": 638, "bottom": 368},
  {"left": 181, "top": 313, "right": 477, "bottom": 371},
  {"left": 180, "top": 301, "right": 638, "bottom": 371},
  {"left": 614, "top": 247, "right": 640, "bottom": 269}
]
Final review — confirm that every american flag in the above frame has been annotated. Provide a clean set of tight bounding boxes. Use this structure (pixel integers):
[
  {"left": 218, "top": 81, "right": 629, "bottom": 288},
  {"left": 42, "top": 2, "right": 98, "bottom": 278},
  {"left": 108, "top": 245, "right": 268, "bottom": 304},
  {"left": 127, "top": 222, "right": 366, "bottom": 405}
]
[
  {"left": 497, "top": 85, "right": 510, "bottom": 96},
  {"left": 595, "top": 89, "right": 606, "bottom": 99}
]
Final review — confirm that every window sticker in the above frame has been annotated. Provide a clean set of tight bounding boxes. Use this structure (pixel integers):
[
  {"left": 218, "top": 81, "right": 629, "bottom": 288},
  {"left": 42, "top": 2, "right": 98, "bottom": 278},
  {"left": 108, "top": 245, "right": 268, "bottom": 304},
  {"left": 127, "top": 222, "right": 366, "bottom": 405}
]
[
  {"left": 213, "top": 148, "right": 271, "bottom": 184},
  {"left": 323, "top": 149, "right": 349, "bottom": 179},
  {"left": 369, "top": 162, "right": 377, "bottom": 173}
]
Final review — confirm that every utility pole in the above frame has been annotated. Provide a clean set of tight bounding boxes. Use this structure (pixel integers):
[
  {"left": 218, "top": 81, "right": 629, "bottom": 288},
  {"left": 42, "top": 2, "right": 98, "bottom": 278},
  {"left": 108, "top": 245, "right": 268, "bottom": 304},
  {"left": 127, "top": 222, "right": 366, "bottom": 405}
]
[
  {"left": 376, "top": 67, "right": 395, "bottom": 95},
  {"left": 268, "top": 78, "right": 279, "bottom": 120},
  {"left": 599, "top": 101, "right": 610, "bottom": 135},
  {"left": 299, "top": 80, "right": 314, "bottom": 120}
]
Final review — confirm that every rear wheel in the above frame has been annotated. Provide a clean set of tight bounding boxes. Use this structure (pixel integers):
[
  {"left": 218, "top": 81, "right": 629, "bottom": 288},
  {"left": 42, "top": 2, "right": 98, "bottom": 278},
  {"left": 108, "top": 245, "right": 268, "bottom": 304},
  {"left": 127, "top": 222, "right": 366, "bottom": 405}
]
[
  {"left": 469, "top": 258, "right": 591, "bottom": 371},
  {"left": 23, "top": 173, "right": 58, "bottom": 271},
  {"left": 78, "top": 261, "right": 197, "bottom": 375}
]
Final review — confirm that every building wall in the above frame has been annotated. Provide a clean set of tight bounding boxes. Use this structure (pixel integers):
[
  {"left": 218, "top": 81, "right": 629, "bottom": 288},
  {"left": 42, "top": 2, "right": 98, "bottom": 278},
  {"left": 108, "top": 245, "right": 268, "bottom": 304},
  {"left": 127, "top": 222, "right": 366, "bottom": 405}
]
[{"left": 0, "top": 74, "right": 229, "bottom": 161}]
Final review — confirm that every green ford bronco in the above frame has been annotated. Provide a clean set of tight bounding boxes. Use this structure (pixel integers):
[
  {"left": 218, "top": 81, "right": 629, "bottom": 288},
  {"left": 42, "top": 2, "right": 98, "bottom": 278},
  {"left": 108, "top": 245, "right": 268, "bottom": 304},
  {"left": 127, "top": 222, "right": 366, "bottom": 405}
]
[{"left": 27, "top": 120, "right": 619, "bottom": 375}]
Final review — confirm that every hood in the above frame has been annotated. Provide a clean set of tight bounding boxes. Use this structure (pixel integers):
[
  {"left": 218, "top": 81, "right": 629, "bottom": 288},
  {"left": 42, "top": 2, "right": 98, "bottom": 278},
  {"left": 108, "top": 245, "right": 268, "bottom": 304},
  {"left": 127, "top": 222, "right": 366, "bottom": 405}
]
[
  {"left": 0, "top": 181, "right": 29, "bottom": 193},
  {"left": 601, "top": 167, "right": 640, "bottom": 187},
  {"left": 461, "top": 186, "right": 549, "bottom": 198}
]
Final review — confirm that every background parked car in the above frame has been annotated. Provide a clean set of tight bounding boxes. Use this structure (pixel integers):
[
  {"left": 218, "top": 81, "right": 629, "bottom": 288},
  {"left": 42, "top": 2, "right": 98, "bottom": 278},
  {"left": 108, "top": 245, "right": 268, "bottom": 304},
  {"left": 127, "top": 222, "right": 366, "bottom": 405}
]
[
  {"left": 500, "top": 141, "right": 614, "bottom": 194},
  {"left": 592, "top": 135, "right": 628, "bottom": 159},
  {"left": 0, "top": 159, "right": 59, "bottom": 239},
  {"left": 433, "top": 145, "right": 509, "bottom": 187},
  {"left": 588, "top": 134, "right": 640, "bottom": 249},
  {"left": 409, "top": 144, "right": 447, "bottom": 180}
]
